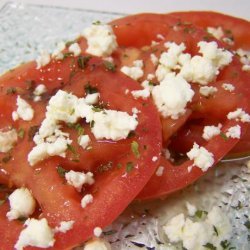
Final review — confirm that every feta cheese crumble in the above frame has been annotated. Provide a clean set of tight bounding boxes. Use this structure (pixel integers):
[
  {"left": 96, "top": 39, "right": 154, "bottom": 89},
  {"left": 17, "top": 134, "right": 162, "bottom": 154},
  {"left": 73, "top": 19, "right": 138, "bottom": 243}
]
[
  {"left": 54, "top": 220, "right": 75, "bottom": 233},
  {"left": 121, "top": 60, "right": 144, "bottom": 80},
  {"left": 68, "top": 42, "right": 82, "bottom": 57},
  {"left": 155, "top": 166, "right": 164, "bottom": 176},
  {"left": 227, "top": 108, "right": 250, "bottom": 123},
  {"left": 187, "top": 143, "right": 214, "bottom": 172},
  {"left": 131, "top": 89, "right": 150, "bottom": 100},
  {"left": 15, "top": 218, "right": 55, "bottom": 250},
  {"left": 13, "top": 96, "right": 34, "bottom": 121},
  {"left": 186, "top": 202, "right": 197, "bottom": 217},
  {"left": 222, "top": 83, "right": 235, "bottom": 92},
  {"left": 207, "top": 26, "right": 224, "bottom": 40},
  {"left": 6, "top": 188, "right": 36, "bottom": 221},
  {"left": 83, "top": 24, "right": 118, "bottom": 57},
  {"left": 199, "top": 86, "right": 218, "bottom": 97},
  {"left": 78, "top": 134, "right": 91, "bottom": 149},
  {"left": 52, "top": 41, "right": 66, "bottom": 60},
  {"left": 65, "top": 170, "right": 94, "bottom": 192},
  {"left": 152, "top": 156, "right": 158, "bottom": 162},
  {"left": 202, "top": 124, "right": 222, "bottom": 141},
  {"left": 93, "top": 227, "right": 102, "bottom": 237},
  {"left": 226, "top": 125, "right": 241, "bottom": 139},
  {"left": 36, "top": 50, "right": 51, "bottom": 69},
  {"left": 152, "top": 74, "right": 194, "bottom": 119},
  {"left": 84, "top": 238, "right": 111, "bottom": 250},
  {"left": 81, "top": 194, "right": 94, "bottom": 208},
  {"left": 85, "top": 93, "right": 100, "bottom": 105},
  {"left": 33, "top": 84, "right": 47, "bottom": 102},
  {"left": 0, "top": 129, "right": 18, "bottom": 153}
]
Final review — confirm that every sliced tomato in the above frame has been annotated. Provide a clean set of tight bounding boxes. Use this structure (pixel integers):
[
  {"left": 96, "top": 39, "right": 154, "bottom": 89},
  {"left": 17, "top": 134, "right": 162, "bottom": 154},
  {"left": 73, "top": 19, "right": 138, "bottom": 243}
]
[
  {"left": 0, "top": 57, "right": 162, "bottom": 249},
  {"left": 167, "top": 11, "right": 250, "bottom": 50}
]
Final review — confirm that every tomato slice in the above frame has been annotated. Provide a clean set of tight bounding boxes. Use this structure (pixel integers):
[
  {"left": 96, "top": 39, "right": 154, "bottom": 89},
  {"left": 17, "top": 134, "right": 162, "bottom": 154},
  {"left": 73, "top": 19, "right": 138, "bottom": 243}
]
[
  {"left": 0, "top": 56, "right": 162, "bottom": 249},
  {"left": 167, "top": 11, "right": 250, "bottom": 50}
]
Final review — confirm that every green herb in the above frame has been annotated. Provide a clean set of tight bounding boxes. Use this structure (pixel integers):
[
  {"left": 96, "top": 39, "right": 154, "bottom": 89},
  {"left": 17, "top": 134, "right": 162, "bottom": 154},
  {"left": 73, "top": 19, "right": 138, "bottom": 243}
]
[
  {"left": 231, "top": 201, "right": 243, "bottom": 210},
  {"left": 131, "top": 141, "right": 140, "bottom": 158},
  {"left": 203, "top": 243, "right": 217, "bottom": 250},
  {"left": 213, "top": 225, "right": 219, "bottom": 236},
  {"left": 0, "top": 199, "right": 5, "bottom": 206},
  {"left": 117, "top": 163, "right": 122, "bottom": 169},
  {"left": 28, "top": 126, "right": 39, "bottom": 141},
  {"left": 103, "top": 61, "right": 116, "bottom": 72},
  {"left": 244, "top": 220, "right": 250, "bottom": 230},
  {"left": 2, "top": 154, "right": 12, "bottom": 163},
  {"left": 98, "top": 161, "right": 113, "bottom": 173},
  {"left": 17, "top": 217, "right": 27, "bottom": 223},
  {"left": 92, "top": 106, "right": 103, "bottom": 112},
  {"left": 220, "top": 240, "right": 235, "bottom": 249},
  {"left": 57, "top": 165, "right": 67, "bottom": 177},
  {"left": 18, "top": 128, "right": 25, "bottom": 139},
  {"left": 148, "top": 81, "right": 157, "bottom": 86},
  {"left": 63, "top": 52, "right": 74, "bottom": 59},
  {"left": 6, "top": 87, "right": 17, "bottom": 95},
  {"left": 75, "top": 123, "right": 84, "bottom": 136},
  {"left": 126, "top": 162, "right": 134, "bottom": 173},
  {"left": 67, "top": 144, "right": 77, "bottom": 154},
  {"left": 220, "top": 132, "right": 228, "bottom": 141},
  {"left": 93, "top": 20, "right": 101, "bottom": 25},
  {"left": 127, "top": 131, "right": 136, "bottom": 139},
  {"left": 195, "top": 210, "right": 208, "bottom": 219},
  {"left": 90, "top": 120, "right": 95, "bottom": 128},
  {"left": 183, "top": 26, "right": 196, "bottom": 34},
  {"left": 84, "top": 83, "right": 98, "bottom": 94},
  {"left": 103, "top": 230, "right": 117, "bottom": 236},
  {"left": 65, "top": 40, "right": 77, "bottom": 47},
  {"left": 77, "top": 55, "right": 91, "bottom": 69}
]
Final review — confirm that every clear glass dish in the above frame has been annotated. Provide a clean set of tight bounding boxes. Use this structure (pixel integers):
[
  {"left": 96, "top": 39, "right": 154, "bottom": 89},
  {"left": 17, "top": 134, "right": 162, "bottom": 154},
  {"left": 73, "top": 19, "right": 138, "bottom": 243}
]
[{"left": 0, "top": 2, "right": 249, "bottom": 249}]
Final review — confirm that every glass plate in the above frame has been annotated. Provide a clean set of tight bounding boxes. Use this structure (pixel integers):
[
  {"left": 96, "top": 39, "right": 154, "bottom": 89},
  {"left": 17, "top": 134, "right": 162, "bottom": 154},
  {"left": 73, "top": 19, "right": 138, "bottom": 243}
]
[{"left": 0, "top": 2, "right": 249, "bottom": 249}]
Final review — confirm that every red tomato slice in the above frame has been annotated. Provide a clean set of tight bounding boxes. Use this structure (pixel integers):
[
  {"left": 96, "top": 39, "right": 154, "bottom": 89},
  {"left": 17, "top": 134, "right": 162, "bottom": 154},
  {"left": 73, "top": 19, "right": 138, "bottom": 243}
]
[
  {"left": 167, "top": 11, "right": 250, "bottom": 50},
  {"left": 0, "top": 57, "right": 162, "bottom": 249}
]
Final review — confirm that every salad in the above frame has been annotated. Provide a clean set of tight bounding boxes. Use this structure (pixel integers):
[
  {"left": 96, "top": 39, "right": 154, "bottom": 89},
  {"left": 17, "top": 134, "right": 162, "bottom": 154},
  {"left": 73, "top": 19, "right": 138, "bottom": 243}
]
[{"left": 0, "top": 10, "right": 249, "bottom": 250}]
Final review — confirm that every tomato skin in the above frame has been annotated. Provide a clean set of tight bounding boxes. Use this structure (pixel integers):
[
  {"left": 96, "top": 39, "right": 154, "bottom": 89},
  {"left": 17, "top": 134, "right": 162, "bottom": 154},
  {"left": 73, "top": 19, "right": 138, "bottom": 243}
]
[{"left": 168, "top": 11, "right": 250, "bottom": 50}]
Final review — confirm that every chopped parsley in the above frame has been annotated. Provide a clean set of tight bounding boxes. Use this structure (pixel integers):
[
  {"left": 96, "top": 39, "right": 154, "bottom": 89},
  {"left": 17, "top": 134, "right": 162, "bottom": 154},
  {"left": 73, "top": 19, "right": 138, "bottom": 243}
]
[
  {"left": 126, "top": 162, "right": 134, "bottom": 173},
  {"left": 220, "top": 240, "right": 235, "bottom": 249},
  {"left": 84, "top": 83, "right": 98, "bottom": 94},
  {"left": 213, "top": 225, "right": 219, "bottom": 236},
  {"left": 57, "top": 165, "right": 67, "bottom": 177},
  {"left": 92, "top": 20, "right": 101, "bottom": 25},
  {"left": 244, "top": 220, "right": 250, "bottom": 230},
  {"left": 90, "top": 120, "right": 95, "bottom": 128},
  {"left": 92, "top": 106, "right": 103, "bottom": 112},
  {"left": 220, "top": 132, "right": 228, "bottom": 141},
  {"left": 131, "top": 141, "right": 140, "bottom": 158},
  {"left": 195, "top": 210, "right": 208, "bottom": 219},
  {"left": 17, "top": 128, "right": 25, "bottom": 139},
  {"left": 203, "top": 242, "right": 217, "bottom": 250},
  {"left": 103, "top": 61, "right": 116, "bottom": 72},
  {"left": 63, "top": 52, "right": 74, "bottom": 59},
  {"left": 77, "top": 55, "right": 91, "bottom": 69},
  {"left": 6, "top": 87, "right": 17, "bottom": 95}
]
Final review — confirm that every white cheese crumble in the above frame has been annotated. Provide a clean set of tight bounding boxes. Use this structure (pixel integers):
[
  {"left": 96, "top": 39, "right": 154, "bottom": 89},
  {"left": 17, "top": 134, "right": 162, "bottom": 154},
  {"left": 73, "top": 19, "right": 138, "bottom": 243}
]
[
  {"left": 155, "top": 166, "right": 164, "bottom": 176},
  {"left": 236, "top": 48, "right": 250, "bottom": 70},
  {"left": 15, "top": 218, "right": 55, "bottom": 250},
  {"left": 163, "top": 206, "right": 232, "bottom": 250},
  {"left": 36, "top": 50, "right": 51, "bottom": 69},
  {"left": 152, "top": 74, "right": 194, "bottom": 119},
  {"left": 78, "top": 134, "right": 91, "bottom": 149},
  {"left": 82, "top": 24, "right": 117, "bottom": 57},
  {"left": 54, "top": 220, "right": 75, "bottom": 233},
  {"left": 121, "top": 60, "right": 144, "bottom": 80},
  {"left": 52, "top": 41, "right": 66, "bottom": 60},
  {"left": 227, "top": 108, "right": 250, "bottom": 123},
  {"left": 68, "top": 42, "right": 82, "bottom": 57},
  {"left": 93, "top": 227, "right": 102, "bottom": 237},
  {"left": 65, "top": 170, "right": 94, "bottom": 192},
  {"left": 13, "top": 96, "right": 34, "bottom": 121},
  {"left": 185, "top": 202, "right": 197, "bottom": 217},
  {"left": 84, "top": 238, "right": 111, "bottom": 250},
  {"left": 6, "top": 188, "right": 36, "bottom": 221},
  {"left": 187, "top": 143, "right": 214, "bottom": 172},
  {"left": 202, "top": 124, "right": 222, "bottom": 141},
  {"left": 131, "top": 89, "right": 150, "bottom": 100},
  {"left": 199, "top": 86, "right": 218, "bottom": 97},
  {"left": 150, "top": 53, "right": 158, "bottom": 66},
  {"left": 81, "top": 194, "right": 94, "bottom": 208},
  {"left": 33, "top": 84, "right": 47, "bottom": 102},
  {"left": 207, "top": 26, "right": 224, "bottom": 40},
  {"left": 0, "top": 129, "right": 17, "bottom": 153},
  {"left": 152, "top": 156, "right": 158, "bottom": 162},
  {"left": 222, "top": 83, "right": 235, "bottom": 92},
  {"left": 226, "top": 125, "right": 241, "bottom": 139},
  {"left": 85, "top": 93, "right": 100, "bottom": 105}
]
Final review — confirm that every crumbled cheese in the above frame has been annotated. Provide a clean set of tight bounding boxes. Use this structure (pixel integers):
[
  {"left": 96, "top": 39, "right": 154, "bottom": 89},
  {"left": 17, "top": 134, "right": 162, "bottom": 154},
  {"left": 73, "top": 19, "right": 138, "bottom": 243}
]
[
  {"left": 68, "top": 42, "right": 81, "bottom": 57},
  {"left": 132, "top": 107, "right": 140, "bottom": 114},
  {"left": 0, "top": 129, "right": 17, "bottom": 153},
  {"left": 152, "top": 156, "right": 158, "bottom": 162},
  {"left": 78, "top": 135, "right": 91, "bottom": 149},
  {"left": 226, "top": 125, "right": 241, "bottom": 139},
  {"left": 236, "top": 48, "right": 250, "bottom": 70},
  {"left": 227, "top": 108, "right": 250, "bottom": 123},
  {"left": 121, "top": 60, "right": 144, "bottom": 80},
  {"left": 91, "top": 110, "right": 138, "bottom": 141},
  {"left": 81, "top": 194, "right": 94, "bottom": 208},
  {"left": 84, "top": 238, "right": 111, "bottom": 250},
  {"left": 187, "top": 143, "right": 214, "bottom": 171},
  {"left": 82, "top": 24, "right": 117, "bottom": 57},
  {"left": 131, "top": 89, "right": 150, "bottom": 100},
  {"left": 199, "top": 86, "right": 218, "bottom": 97},
  {"left": 52, "top": 41, "right": 66, "bottom": 60},
  {"left": 155, "top": 166, "right": 164, "bottom": 176},
  {"left": 65, "top": 170, "right": 94, "bottom": 192},
  {"left": 207, "top": 26, "right": 224, "bottom": 40},
  {"left": 147, "top": 73, "right": 155, "bottom": 80},
  {"left": 141, "top": 80, "right": 154, "bottom": 92},
  {"left": 185, "top": 202, "right": 197, "bottom": 217},
  {"left": 12, "top": 111, "right": 19, "bottom": 121},
  {"left": 15, "top": 218, "right": 55, "bottom": 250},
  {"left": 36, "top": 50, "right": 51, "bottom": 69},
  {"left": 242, "top": 64, "right": 250, "bottom": 71},
  {"left": 85, "top": 93, "right": 99, "bottom": 105},
  {"left": 93, "top": 227, "right": 102, "bottom": 237},
  {"left": 152, "top": 74, "right": 194, "bottom": 119},
  {"left": 222, "top": 83, "right": 235, "bottom": 92},
  {"left": 150, "top": 53, "right": 158, "bottom": 66},
  {"left": 202, "top": 124, "right": 222, "bottom": 141},
  {"left": 14, "top": 96, "right": 34, "bottom": 121},
  {"left": 163, "top": 206, "right": 232, "bottom": 250},
  {"left": 33, "top": 84, "right": 47, "bottom": 96},
  {"left": 54, "top": 220, "right": 75, "bottom": 233},
  {"left": 6, "top": 188, "right": 36, "bottom": 221}
]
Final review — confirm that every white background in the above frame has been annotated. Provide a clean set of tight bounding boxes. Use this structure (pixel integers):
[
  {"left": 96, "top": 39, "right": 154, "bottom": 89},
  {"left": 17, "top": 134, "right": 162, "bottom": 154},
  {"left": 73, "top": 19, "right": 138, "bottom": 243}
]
[{"left": 0, "top": 0, "right": 250, "bottom": 19}]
